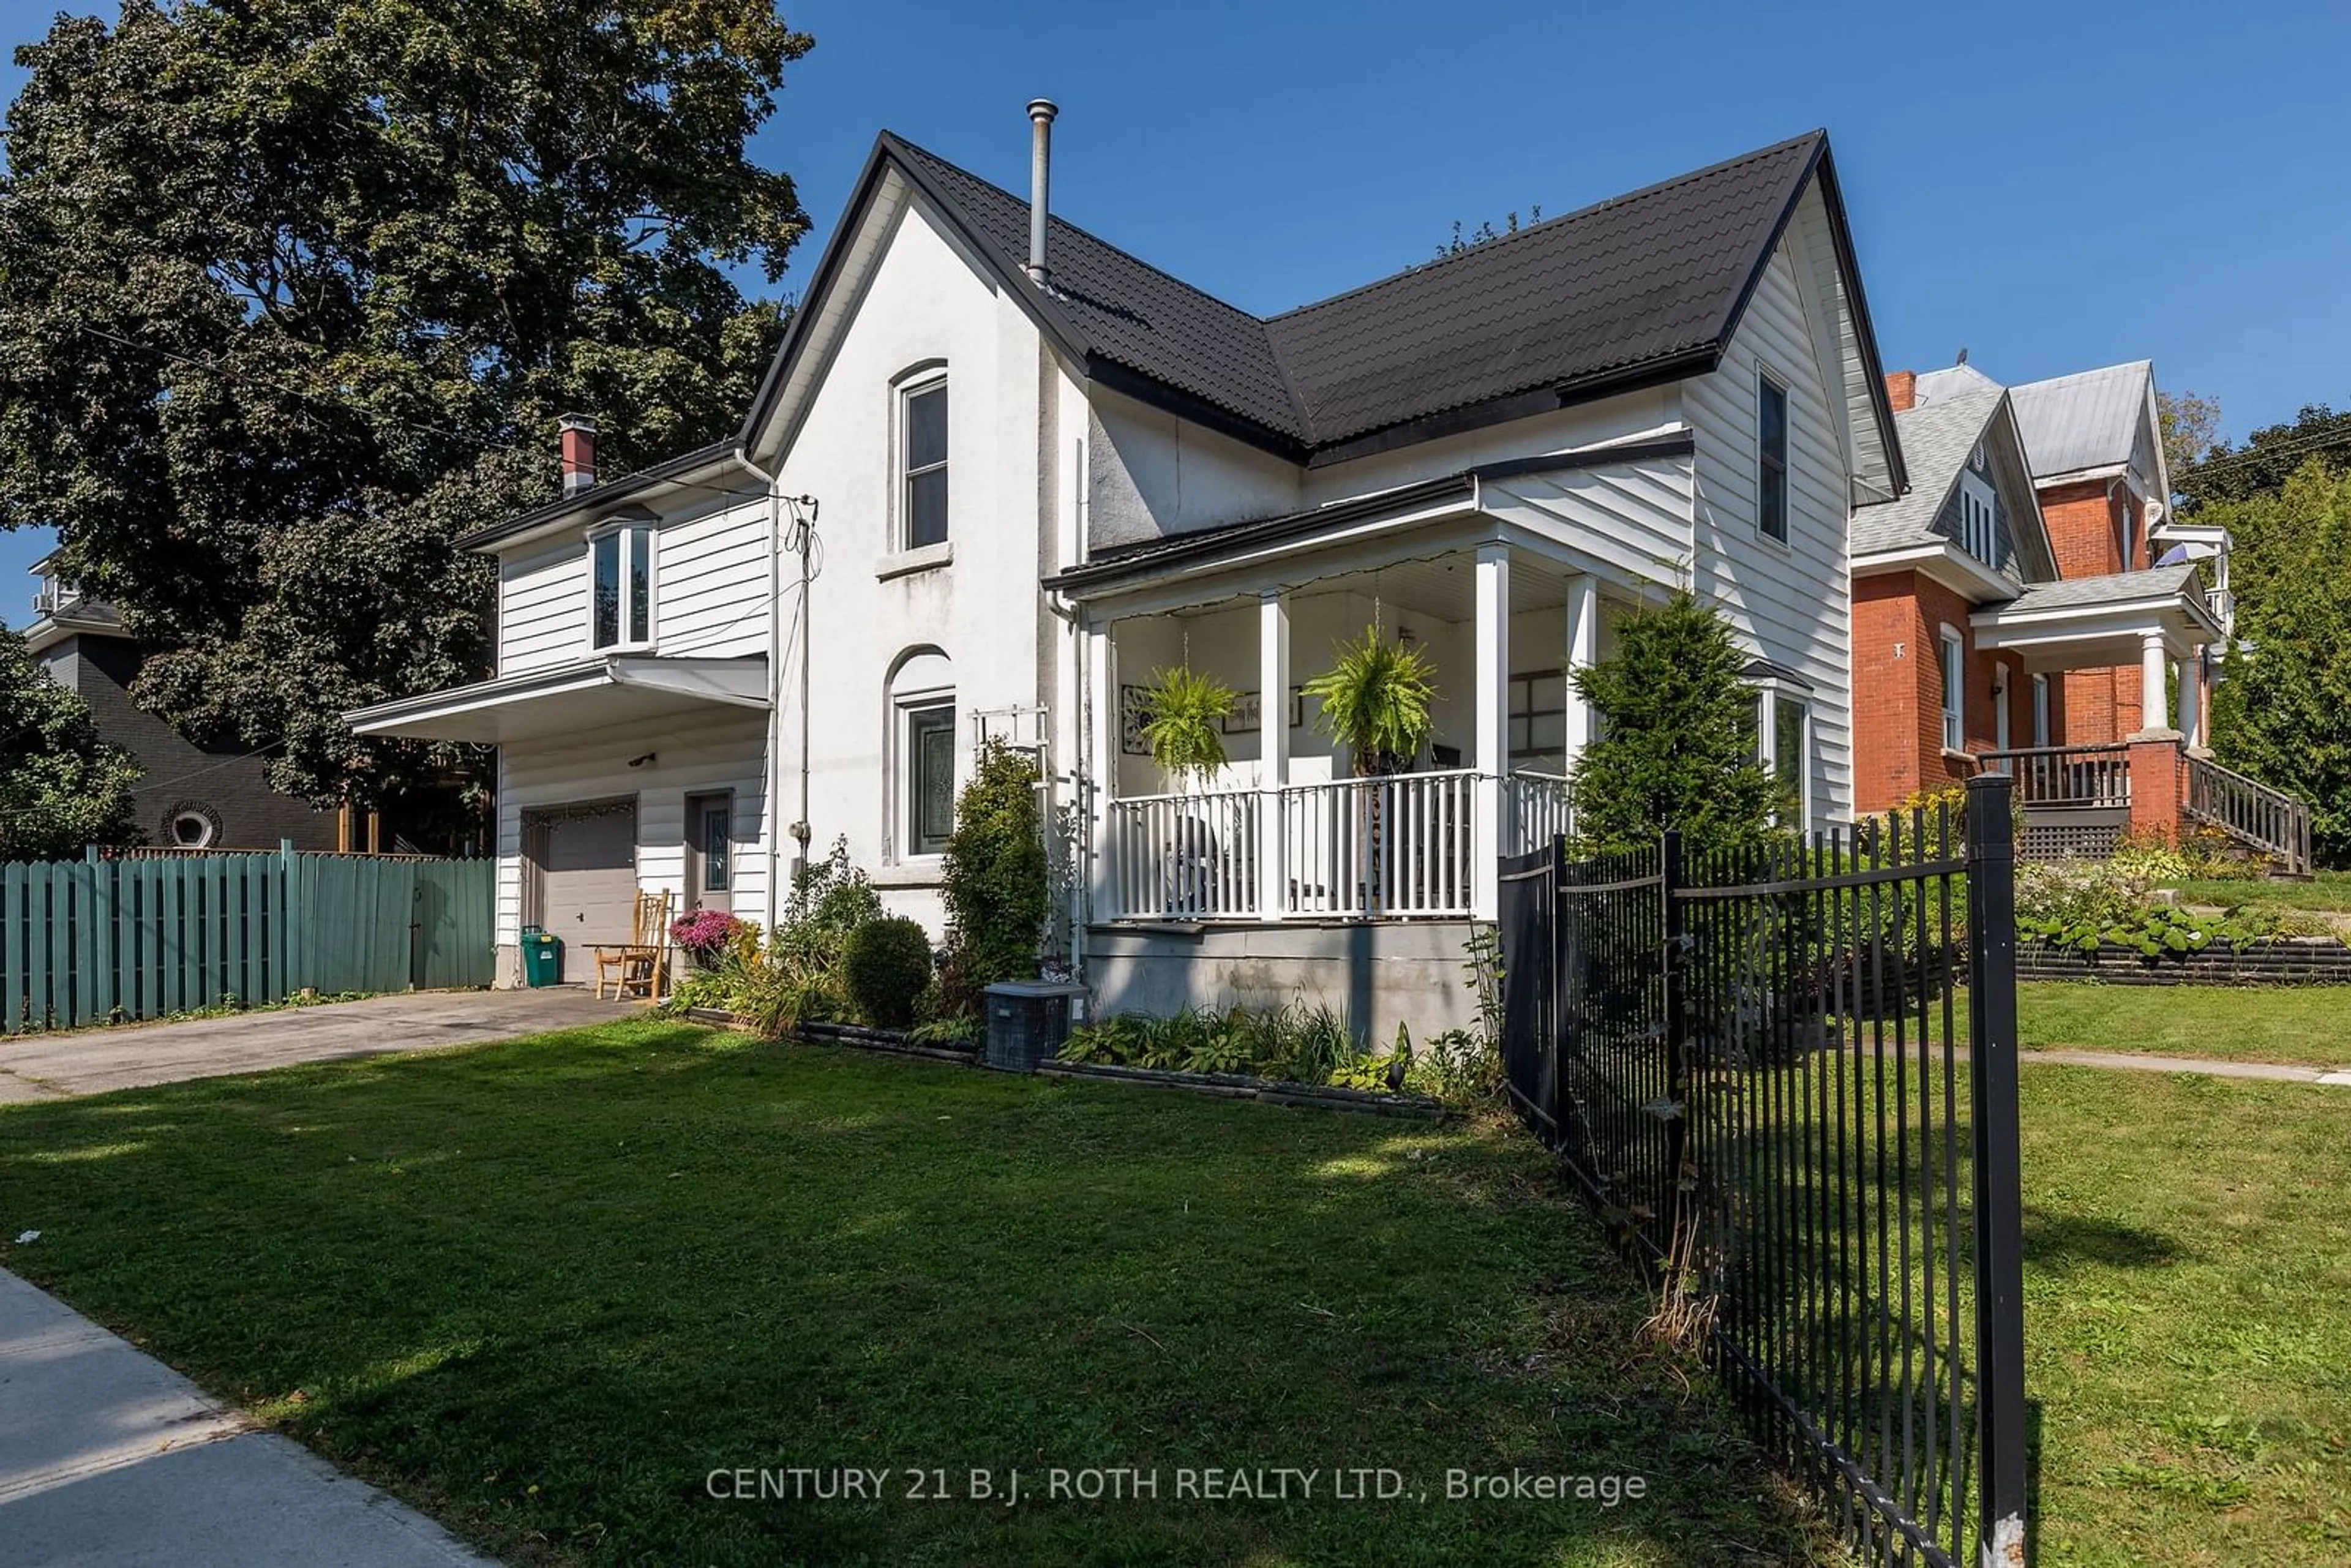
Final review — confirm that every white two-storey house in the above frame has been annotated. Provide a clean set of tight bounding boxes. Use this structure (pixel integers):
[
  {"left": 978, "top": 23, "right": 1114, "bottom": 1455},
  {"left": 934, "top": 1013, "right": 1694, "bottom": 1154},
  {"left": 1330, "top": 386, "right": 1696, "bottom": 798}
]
[{"left": 351, "top": 109, "right": 1906, "bottom": 1034}]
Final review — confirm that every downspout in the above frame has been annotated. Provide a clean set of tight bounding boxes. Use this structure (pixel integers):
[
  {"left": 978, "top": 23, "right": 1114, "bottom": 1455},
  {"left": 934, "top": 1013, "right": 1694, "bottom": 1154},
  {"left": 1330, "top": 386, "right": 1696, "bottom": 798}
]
[{"left": 735, "top": 446, "right": 788, "bottom": 936}]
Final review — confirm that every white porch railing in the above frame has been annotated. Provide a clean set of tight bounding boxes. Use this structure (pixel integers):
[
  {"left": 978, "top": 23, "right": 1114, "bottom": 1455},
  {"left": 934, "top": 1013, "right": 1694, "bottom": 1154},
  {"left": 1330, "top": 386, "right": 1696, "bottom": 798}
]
[
  {"left": 1503, "top": 771, "right": 1574, "bottom": 857},
  {"left": 1107, "top": 787, "right": 1262, "bottom": 920},
  {"left": 1105, "top": 769, "right": 1590, "bottom": 923},
  {"left": 1281, "top": 770, "right": 1477, "bottom": 919}
]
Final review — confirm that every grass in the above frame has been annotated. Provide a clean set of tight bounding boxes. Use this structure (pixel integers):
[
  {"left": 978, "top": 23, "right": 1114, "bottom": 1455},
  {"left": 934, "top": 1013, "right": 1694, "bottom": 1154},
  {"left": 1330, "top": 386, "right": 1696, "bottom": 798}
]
[
  {"left": 2169, "top": 869, "right": 2351, "bottom": 915},
  {"left": 0, "top": 1018, "right": 1826, "bottom": 1567},
  {"left": 1965, "top": 983, "right": 2351, "bottom": 1068},
  {"left": 2017, "top": 1065, "right": 2351, "bottom": 1566}
]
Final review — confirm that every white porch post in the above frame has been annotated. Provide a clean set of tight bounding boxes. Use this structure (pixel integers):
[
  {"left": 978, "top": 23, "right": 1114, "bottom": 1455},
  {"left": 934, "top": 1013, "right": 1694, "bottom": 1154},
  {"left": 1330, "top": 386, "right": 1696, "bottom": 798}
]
[
  {"left": 2137, "top": 631, "right": 2171, "bottom": 737},
  {"left": 1084, "top": 618, "right": 1116, "bottom": 921},
  {"left": 1474, "top": 544, "right": 1510, "bottom": 920},
  {"left": 1258, "top": 590, "right": 1289, "bottom": 920},
  {"left": 2178, "top": 645, "right": 2206, "bottom": 752},
  {"left": 1564, "top": 573, "right": 1598, "bottom": 771}
]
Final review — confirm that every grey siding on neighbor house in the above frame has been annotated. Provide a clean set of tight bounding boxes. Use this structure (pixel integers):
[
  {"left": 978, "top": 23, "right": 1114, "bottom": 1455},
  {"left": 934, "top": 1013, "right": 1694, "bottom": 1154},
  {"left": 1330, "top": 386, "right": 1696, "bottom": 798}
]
[
  {"left": 52, "top": 633, "right": 340, "bottom": 851},
  {"left": 1929, "top": 452, "right": 2023, "bottom": 577}
]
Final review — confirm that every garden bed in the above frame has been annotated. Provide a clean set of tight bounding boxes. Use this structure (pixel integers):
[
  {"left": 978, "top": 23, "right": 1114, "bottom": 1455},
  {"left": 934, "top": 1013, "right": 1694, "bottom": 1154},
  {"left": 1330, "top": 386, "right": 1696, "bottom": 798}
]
[{"left": 2017, "top": 934, "right": 2351, "bottom": 985}]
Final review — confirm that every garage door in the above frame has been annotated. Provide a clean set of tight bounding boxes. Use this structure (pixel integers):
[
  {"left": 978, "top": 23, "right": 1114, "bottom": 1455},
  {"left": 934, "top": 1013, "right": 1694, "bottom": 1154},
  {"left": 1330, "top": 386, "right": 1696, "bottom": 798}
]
[{"left": 533, "top": 805, "right": 639, "bottom": 983}]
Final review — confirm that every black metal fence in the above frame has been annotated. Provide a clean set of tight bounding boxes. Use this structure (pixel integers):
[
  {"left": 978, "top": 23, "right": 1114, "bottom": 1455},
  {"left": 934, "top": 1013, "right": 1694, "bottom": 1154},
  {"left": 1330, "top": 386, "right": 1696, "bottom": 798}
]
[{"left": 1499, "top": 776, "right": 2028, "bottom": 1568}]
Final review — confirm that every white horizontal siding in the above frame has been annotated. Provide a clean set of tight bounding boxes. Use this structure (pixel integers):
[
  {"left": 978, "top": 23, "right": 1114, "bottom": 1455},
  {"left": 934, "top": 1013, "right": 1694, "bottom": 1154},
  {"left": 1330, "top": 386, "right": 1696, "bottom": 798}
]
[
  {"left": 1684, "top": 228, "right": 1854, "bottom": 828},
  {"left": 655, "top": 496, "right": 771, "bottom": 656},
  {"left": 498, "top": 538, "right": 587, "bottom": 675},
  {"left": 492, "top": 708, "right": 770, "bottom": 957},
  {"left": 1480, "top": 453, "right": 1695, "bottom": 586}
]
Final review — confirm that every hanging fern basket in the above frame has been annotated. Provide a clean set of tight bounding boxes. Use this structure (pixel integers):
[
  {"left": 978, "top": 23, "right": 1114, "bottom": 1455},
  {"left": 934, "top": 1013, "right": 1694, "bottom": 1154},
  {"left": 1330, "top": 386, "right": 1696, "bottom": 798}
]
[
  {"left": 1138, "top": 665, "right": 1236, "bottom": 787},
  {"left": 1303, "top": 628, "right": 1438, "bottom": 776}
]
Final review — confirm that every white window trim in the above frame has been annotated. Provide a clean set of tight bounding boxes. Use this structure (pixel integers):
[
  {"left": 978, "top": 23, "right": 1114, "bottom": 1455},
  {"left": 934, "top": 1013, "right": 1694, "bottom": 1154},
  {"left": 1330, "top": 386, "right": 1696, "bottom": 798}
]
[
  {"left": 1755, "top": 363, "right": 1792, "bottom": 547},
  {"left": 2031, "top": 673, "right": 2052, "bottom": 748},
  {"left": 893, "top": 364, "right": 950, "bottom": 554},
  {"left": 1750, "top": 679, "right": 1813, "bottom": 828},
  {"left": 888, "top": 686, "right": 956, "bottom": 866},
  {"left": 1938, "top": 625, "right": 1967, "bottom": 754},
  {"left": 1993, "top": 669, "right": 2011, "bottom": 751},
  {"left": 587, "top": 520, "right": 658, "bottom": 655}
]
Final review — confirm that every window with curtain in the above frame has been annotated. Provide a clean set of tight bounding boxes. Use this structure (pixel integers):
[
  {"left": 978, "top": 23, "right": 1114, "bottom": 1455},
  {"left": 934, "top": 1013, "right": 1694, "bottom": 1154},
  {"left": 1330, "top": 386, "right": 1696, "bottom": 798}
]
[
  {"left": 1940, "top": 630, "right": 1966, "bottom": 751},
  {"left": 907, "top": 702, "right": 956, "bottom": 855}
]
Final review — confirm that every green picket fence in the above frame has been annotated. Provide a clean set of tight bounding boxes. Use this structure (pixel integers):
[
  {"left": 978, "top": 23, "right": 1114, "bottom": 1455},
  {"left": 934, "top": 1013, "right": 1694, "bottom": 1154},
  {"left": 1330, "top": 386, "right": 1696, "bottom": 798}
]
[{"left": 0, "top": 848, "right": 493, "bottom": 1035}]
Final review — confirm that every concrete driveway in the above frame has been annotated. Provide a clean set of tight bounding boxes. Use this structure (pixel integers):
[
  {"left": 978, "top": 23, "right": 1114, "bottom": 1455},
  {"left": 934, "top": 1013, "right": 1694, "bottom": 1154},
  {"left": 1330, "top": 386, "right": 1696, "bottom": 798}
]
[{"left": 0, "top": 988, "right": 628, "bottom": 1104}]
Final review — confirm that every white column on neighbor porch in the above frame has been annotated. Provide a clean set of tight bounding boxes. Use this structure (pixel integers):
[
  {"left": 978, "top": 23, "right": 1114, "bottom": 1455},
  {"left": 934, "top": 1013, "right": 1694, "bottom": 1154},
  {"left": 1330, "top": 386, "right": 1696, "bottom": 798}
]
[
  {"left": 2178, "top": 645, "right": 2206, "bottom": 751},
  {"left": 1258, "top": 590, "right": 1289, "bottom": 921},
  {"left": 1474, "top": 544, "right": 1511, "bottom": 920},
  {"left": 2138, "top": 631, "right": 2171, "bottom": 737},
  {"left": 1563, "top": 573, "right": 1599, "bottom": 770}
]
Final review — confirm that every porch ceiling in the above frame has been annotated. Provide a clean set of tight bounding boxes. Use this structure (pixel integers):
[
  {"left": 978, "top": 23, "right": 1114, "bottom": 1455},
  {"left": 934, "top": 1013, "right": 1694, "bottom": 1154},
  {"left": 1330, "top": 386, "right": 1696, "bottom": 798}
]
[
  {"left": 345, "top": 655, "right": 769, "bottom": 745},
  {"left": 1163, "top": 550, "right": 1577, "bottom": 625}
]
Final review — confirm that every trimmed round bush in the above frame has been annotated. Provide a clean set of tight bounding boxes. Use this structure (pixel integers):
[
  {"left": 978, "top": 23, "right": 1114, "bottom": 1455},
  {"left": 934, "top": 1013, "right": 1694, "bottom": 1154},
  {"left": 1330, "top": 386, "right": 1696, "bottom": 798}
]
[{"left": 842, "top": 916, "right": 934, "bottom": 1029}]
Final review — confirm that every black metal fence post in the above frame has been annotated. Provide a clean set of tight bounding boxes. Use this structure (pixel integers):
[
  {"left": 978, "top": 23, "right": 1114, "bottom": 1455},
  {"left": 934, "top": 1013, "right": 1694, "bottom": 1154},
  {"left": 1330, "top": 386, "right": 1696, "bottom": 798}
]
[
  {"left": 1965, "top": 775, "right": 2030, "bottom": 1566},
  {"left": 1550, "top": 831, "right": 1570, "bottom": 1141},
  {"left": 1659, "top": 830, "right": 1689, "bottom": 1253}
]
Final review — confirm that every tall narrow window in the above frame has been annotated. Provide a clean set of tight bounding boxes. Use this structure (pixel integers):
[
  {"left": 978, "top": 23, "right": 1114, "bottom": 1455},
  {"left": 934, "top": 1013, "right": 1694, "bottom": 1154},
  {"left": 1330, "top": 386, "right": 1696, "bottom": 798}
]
[
  {"left": 1757, "top": 373, "right": 1790, "bottom": 542},
  {"left": 700, "top": 800, "right": 731, "bottom": 891},
  {"left": 590, "top": 523, "right": 654, "bottom": 651},
  {"left": 907, "top": 702, "right": 956, "bottom": 855},
  {"left": 1940, "top": 628, "right": 1966, "bottom": 751},
  {"left": 1750, "top": 683, "right": 1811, "bottom": 826},
  {"left": 2031, "top": 673, "right": 2051, "bottom": 748},
  {"left": 903, "top": 380, "right": 950, "bottom": 549}
]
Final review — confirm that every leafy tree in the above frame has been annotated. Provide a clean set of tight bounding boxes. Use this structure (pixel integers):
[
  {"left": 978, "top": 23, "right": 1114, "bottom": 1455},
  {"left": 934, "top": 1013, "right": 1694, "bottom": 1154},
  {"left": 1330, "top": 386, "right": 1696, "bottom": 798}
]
[
  {"left": 1436, "top": 204, "right": 1544, "bottom": 258},
  {"left": 0, "top": 0, "right": 812, "bottom": 811},
  {"left": 0, "top": 624, "right": 141, "bottom": 860},
  {"left": 2156, "top": 387, "right": 2223, "bottom": 495},
  {"left": 2178, "top": 402, "right": 2351, "bottom": 509},
  {"left": 1569, "top": 591, "right": 1784, "bottom": 859},
  {"left": 2207, "top": 460, "right": 2351, "bottom": 866},
  {"left": 941, "top": 740, "right": 1049, "bottom": 996}
]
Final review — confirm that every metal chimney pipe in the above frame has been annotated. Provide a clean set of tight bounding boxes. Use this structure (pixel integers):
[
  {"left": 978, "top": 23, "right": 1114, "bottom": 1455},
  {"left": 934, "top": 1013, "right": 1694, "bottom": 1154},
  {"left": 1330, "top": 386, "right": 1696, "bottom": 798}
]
[{"left": 1026, "top": 99, "right": 1058, "bottom": 287}]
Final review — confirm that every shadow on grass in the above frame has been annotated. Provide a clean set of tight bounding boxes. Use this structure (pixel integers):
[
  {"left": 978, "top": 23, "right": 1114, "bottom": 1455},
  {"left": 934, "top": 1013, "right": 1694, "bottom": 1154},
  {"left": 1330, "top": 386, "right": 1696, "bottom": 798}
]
[
  {"left": 2019, "top": 1207, "right": 2186, "bottom": 1274},
  {"left": 0, "top": 1018, "right": 1837, "bottom": 1566}
]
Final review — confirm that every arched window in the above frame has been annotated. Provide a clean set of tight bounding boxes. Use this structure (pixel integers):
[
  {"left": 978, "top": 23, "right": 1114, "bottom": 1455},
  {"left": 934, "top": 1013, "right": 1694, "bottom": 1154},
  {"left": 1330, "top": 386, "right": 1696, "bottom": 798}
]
[{"left": 887, "top": 648, "right": 955, "bottom": 860}]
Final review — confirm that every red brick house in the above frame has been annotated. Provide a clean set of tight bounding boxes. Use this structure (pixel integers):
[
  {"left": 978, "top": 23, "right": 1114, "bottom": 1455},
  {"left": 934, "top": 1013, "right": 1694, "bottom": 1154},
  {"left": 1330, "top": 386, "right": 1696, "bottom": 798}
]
[{"left": 1847, "top": 362, "right": 2302, "bottom": 866}]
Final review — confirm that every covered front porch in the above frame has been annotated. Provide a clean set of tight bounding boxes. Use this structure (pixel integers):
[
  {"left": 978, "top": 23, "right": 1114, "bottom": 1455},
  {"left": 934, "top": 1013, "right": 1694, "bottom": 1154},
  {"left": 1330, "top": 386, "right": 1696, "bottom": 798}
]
[
  {"left": 1971, "top": 568, "right": 2310, "bottom": 872},
  {"left": 1063, "top": 510, "right": 1637, "bottom": 928}
]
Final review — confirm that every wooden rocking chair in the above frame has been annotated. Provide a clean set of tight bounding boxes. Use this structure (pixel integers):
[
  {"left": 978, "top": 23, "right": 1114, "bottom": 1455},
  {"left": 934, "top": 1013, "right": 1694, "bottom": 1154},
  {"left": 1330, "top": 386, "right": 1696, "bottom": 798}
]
[{"left": 592, "top": 889, "right": 675, "bottom": 1002}]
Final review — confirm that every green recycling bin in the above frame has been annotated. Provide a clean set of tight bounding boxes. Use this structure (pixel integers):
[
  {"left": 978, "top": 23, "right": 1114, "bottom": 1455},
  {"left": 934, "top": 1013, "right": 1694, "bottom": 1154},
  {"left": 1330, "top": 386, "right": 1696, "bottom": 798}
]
[{"left": 520, "top": 926, "right": 564, "bottom": 988}]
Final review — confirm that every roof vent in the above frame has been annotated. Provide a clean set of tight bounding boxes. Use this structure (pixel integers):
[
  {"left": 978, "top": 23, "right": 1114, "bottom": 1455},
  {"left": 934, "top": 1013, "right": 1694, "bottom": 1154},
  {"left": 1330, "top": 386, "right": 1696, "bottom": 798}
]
[{"left": 1026, "top": 99, "right": 1058, "bottom": 287}]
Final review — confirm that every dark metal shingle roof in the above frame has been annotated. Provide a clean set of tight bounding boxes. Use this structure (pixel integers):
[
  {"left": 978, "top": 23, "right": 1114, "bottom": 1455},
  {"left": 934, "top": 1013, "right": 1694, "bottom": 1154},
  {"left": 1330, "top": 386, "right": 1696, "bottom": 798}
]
[
  {"left": 891, "top": 139, "right": 1310, "bottom": 443},
  {"left": 889, "top": 130, "right": 1829, "bottom": 457},
  {"left": 1265, "top": 133, "right": 1826, "bottom": 446}
]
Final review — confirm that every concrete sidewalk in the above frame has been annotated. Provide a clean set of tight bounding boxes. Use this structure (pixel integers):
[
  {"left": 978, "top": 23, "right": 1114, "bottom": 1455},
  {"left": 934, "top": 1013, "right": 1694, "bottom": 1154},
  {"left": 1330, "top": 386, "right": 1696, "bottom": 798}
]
[
  {"left": 0, "top": 1267, "right": 493, "bottom": 1566},
  {"left": 0, "top": 988, "right": 626, "bottom": 1105}
]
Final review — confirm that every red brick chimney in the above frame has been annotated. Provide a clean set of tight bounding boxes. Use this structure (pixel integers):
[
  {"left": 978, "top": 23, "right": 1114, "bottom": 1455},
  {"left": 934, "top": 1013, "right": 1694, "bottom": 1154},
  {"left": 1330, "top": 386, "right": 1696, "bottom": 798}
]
[
  {"left": 1884, "top": 370, "right": 1916, "bottom": 414},
  {"left": 558, "top": 413, "right": 598, "bottom": 496}
]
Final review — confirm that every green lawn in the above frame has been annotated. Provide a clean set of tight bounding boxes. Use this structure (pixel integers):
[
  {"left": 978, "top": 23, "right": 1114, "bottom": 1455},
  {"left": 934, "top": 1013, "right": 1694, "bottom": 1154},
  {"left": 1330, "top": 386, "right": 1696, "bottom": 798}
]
[
  {"left": 0, "top": 1019, "right": 1824, "bottom": 1567},
  {"left": 1995, "top": 981, "right": 2351, "bottom": 1068},
  {"left": 2017, "top": 1065, "right": 2351, "bottom": 1566},
  {"left": 2170, "top": 869, "right": 2351, "bottom": 915}
]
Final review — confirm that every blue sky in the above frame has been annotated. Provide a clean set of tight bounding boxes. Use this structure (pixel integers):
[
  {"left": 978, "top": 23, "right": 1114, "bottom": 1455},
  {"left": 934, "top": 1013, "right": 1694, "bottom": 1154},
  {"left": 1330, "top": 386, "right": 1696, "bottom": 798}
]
[{"left": 4, "top": 0, "right": 2346, "bottom": 602}]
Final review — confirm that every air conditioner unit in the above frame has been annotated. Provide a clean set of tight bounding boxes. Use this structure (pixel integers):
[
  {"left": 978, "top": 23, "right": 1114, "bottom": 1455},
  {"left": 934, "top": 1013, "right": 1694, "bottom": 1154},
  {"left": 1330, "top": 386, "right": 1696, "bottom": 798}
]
[
  {"left": 983, "top": 980, "right": 1086, "bottom": 1071},
  {"left": 31, "top": 587, "right": 59, "bottom": 617}
]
